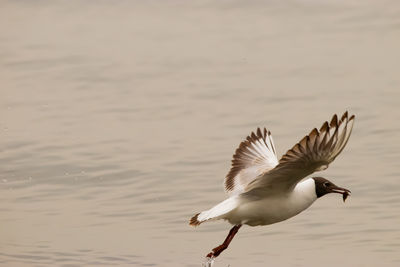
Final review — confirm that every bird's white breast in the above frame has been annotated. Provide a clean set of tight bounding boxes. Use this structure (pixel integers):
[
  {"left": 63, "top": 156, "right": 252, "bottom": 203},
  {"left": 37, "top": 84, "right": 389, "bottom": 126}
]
[{"left": 226, "top": 178, "right": 318, "bottom": 226}]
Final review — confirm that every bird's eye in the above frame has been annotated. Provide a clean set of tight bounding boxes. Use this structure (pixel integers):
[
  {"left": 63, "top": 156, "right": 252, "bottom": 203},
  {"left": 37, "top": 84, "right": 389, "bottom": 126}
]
[{"left": 323, "top": 182, "right": 330, "bottom": 187}]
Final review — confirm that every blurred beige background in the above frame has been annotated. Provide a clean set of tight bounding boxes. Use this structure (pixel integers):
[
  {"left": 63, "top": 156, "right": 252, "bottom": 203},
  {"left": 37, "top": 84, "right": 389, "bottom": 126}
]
[{"left": 1, "top": 1, "right": 400, "bottom": 266}]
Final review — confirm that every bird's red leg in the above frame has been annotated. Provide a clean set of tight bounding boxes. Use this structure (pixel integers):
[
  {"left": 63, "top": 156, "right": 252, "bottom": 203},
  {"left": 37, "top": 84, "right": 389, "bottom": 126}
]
[{"left": 206, "top": 224, "right": 242, "bottom": 258}]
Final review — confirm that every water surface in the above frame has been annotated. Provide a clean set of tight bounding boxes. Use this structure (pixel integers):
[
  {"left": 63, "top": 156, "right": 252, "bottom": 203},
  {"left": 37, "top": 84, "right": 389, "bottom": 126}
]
[{"left": 1, "top": 1, "right": 400, "bottom": 266}]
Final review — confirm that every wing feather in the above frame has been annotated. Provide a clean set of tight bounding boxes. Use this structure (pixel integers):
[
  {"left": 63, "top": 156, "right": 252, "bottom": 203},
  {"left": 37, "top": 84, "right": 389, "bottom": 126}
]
[
  {"left": 244, "top": 112, "right": 355, "bottom": 194},
  {"left": 224, "top": 127, "right": 279, "bottom": 196}
]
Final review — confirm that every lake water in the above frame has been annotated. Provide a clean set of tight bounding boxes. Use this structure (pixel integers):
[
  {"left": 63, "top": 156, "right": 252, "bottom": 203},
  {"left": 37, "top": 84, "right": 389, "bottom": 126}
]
[{"left": 1, "top": 1, "right": 400, "bottom": 266}]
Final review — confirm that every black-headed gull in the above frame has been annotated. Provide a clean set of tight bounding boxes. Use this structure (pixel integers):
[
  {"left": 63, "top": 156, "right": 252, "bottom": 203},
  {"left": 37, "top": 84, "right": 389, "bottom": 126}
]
[{"left": 189, "top": 112, "right": 355, "bottom": 259}]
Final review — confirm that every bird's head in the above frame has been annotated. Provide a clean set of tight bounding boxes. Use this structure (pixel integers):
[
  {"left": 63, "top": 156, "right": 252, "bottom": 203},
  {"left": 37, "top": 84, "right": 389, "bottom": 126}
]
[{"left": 312, "top": 177, "right": 351, "bottom": 202}]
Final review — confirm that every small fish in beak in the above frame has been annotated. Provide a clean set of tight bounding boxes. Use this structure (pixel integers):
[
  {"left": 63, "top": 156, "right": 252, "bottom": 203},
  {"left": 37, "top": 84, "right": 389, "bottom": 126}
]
[
  {"left": 331, "top": 186, "right": 351, "bottom": 202},
  {"left": 343, "top": 191, "right": 350, "bottom": 202}
]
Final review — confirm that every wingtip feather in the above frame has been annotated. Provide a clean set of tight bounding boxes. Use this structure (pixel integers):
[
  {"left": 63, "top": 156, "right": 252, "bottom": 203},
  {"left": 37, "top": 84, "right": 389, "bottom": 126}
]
[
  {"left": 330, "top": 114, "right": 338, "bottom": 127},
  {"left": 320, "top": 121, "right": 329, "bottom": 131}
]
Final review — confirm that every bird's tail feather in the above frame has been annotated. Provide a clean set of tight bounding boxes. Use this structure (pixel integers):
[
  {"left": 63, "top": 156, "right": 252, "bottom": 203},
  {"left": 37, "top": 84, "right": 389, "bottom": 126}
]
[{"left": 189, "top": 196, "right": 239, "bottom": 226}]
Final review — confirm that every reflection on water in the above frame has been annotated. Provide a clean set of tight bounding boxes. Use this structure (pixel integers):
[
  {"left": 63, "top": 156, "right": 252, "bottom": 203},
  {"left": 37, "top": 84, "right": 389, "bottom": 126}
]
[{"left": 1, "top": 1, "right": 400, "bottom": 266}]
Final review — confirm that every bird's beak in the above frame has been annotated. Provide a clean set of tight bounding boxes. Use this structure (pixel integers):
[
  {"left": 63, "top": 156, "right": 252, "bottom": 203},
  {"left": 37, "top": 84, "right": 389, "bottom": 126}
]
[{"left": 331, "top": 186, "right": 351, "bottom": 202}]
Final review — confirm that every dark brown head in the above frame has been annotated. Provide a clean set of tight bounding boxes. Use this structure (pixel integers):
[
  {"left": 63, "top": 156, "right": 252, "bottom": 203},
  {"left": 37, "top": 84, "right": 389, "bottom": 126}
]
[{"left": 312, "top": 177, "right": 351, "bottom": 202}]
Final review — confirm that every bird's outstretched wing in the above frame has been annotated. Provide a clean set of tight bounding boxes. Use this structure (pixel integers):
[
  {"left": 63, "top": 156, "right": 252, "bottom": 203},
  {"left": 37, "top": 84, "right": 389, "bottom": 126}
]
[
  {"left": 244, "top": 112, "right": 355, "bottom": 195},
  {"left": 224, "top": 128, "right": 279, "bottom": 196}
]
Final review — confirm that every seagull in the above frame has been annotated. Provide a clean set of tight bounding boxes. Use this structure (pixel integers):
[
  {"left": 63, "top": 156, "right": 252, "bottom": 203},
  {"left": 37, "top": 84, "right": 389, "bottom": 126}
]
[{"left": 189, "top": 111, "right": 355, "bottom": 260}]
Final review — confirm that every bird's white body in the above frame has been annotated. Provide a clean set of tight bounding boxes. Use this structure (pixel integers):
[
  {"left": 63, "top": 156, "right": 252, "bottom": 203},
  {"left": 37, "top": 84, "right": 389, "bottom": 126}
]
[
  {"left": 199, "top": 178, "right": 317, "bottom": 226},
  {"left": 226, "top": 178, "right": 317, "bottom": 226}
]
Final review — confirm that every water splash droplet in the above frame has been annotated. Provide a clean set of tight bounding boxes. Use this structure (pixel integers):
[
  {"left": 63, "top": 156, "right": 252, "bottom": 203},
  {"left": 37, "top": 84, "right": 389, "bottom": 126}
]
[{"left": 202, "top": 257, "right": 214, "bottom": 267}]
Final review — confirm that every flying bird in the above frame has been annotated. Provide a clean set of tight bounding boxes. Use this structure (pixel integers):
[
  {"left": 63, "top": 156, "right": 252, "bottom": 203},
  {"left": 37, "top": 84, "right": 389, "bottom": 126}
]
[{"left": 189, "top": 111, "right": 355, "bottom": 260}]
